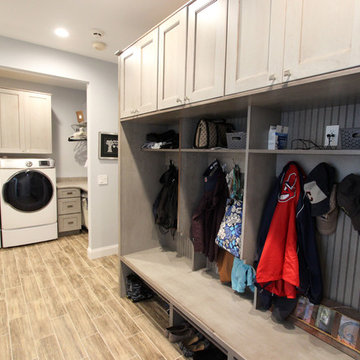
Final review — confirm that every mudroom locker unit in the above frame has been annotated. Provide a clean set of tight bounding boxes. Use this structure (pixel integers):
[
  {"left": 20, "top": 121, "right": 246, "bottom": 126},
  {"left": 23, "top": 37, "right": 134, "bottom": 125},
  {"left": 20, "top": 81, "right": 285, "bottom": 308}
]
[{"left": 118, "top": 1, "right": 360, "bottom": 359}]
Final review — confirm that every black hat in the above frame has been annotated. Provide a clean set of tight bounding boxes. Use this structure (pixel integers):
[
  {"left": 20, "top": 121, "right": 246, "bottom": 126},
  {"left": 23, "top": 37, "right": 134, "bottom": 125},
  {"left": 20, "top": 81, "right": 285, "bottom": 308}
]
[
  {"left": 304, "top": 163, "right": 335, "bottom": 216},
  {"left": 337, "top": 174, "right": 360, "bottom": 232}
]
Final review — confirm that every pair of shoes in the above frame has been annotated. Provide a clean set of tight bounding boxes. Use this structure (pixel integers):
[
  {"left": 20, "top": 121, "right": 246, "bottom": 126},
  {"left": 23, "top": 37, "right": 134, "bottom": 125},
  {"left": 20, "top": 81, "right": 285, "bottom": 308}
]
[
  {"left": 180, "top": 337, "right": 210, "bottom": 357},
  {"left": 169, "top": 328, "right": 195, "bottom": 343},
  {"left": 187, "top": 339, "right": 210, "bottom": 352},
  {"left": 163, "top": 323, "right": 189, "bottom": 338},
  {"left": 180, "top": 332, "right": 204, "bottom": 347},
  {"left": 126, "top": 274, "right": 154, "bottom": 303}
]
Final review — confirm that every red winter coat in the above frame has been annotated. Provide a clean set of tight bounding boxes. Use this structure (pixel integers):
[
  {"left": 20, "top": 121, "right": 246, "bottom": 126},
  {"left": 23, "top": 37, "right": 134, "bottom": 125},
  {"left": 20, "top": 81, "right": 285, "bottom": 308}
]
[{"left": 256, "top": 164, "right": 300, "bottom": 298}]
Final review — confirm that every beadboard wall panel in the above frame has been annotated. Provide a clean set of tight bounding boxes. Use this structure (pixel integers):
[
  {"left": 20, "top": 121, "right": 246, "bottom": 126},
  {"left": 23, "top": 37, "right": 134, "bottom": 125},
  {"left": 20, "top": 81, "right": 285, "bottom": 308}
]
[{"left": 279, "top": 102, "right": 360, "bottom": 311}]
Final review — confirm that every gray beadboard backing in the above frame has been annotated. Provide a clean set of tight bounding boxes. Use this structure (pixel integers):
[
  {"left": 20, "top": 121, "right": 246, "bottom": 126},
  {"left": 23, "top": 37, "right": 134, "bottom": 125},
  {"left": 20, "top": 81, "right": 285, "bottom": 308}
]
[
  {"left": 282, "top": 103, "right": 360, "bottom": 150},
  {"left": 280, "top": 102, "right": 360, "bottom": 311}
]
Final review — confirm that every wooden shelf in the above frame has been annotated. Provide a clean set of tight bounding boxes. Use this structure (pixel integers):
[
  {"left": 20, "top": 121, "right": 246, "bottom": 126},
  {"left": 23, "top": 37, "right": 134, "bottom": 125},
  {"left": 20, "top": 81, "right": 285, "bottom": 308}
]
[
  {"left": 68, "top": 137, "right": 87, "bottom": 142},
  {"left": 181, "top": 148, "right": 246, "bottom": 153},
  {"left": 121, "top": 247, "right": 351, "bottom": 360},
  {"left": 249, "top": 149, "right": 360, "bottom": 155},
  {"left": 141, "top": 148, "right": 179, "bottom": 152},
  {"left": 141, "top": 148, "right": 246, "bottom": 153}
]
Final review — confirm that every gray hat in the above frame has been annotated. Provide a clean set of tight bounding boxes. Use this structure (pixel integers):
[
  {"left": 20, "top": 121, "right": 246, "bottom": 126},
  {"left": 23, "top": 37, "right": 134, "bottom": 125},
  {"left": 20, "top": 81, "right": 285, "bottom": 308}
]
[
  {"left": 316, "top": 185, "right": 338, "bottom": 235},
  {"left": 337, "top": 174, "right": 360, "bottom": 232}
]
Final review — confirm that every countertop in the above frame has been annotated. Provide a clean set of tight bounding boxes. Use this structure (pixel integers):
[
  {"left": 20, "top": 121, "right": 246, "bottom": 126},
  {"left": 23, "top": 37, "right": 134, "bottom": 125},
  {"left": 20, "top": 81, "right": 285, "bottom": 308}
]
[{"left": 56, "top": 177, "right": 88, "bottom": 192}]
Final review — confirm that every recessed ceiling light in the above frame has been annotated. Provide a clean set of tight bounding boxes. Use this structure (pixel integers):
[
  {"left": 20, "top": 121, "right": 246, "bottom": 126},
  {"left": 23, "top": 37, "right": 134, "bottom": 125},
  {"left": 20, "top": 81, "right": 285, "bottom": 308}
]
[{"left": 54, "top": 28, "right": 69, "bottom": 38}]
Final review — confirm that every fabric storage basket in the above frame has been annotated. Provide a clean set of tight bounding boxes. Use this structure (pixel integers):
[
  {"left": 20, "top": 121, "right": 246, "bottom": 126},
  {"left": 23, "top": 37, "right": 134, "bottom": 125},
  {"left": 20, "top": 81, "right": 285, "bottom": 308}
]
[
  {"left": 340, "top": 128, "right": 360, "bottom": 149},
  {"left": 226, "top": 132, "right": 247, "bottom": 149}
]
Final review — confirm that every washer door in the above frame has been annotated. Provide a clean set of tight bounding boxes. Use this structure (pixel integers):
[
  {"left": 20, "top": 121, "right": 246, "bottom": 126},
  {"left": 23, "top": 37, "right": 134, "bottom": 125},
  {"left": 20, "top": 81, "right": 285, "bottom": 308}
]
[{"left": 3, "top": 170, "right": 53, "bottom": 212}]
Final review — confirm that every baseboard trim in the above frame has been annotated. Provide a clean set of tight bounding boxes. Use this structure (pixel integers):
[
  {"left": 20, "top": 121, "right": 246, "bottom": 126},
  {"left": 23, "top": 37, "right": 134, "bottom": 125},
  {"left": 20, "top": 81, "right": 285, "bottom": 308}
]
[{"left": 87, "top": 244, "right": 118, "bottom": 259}]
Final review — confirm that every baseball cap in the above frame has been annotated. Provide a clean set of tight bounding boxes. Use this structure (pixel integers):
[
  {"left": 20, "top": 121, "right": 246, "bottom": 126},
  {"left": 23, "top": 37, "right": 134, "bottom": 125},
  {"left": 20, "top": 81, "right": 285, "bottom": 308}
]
[
  {"left": 304, "top": 163, "right": 335, "bottom": 216},
  {"left": 337, "top": 174, "right": 360, "bottom": 232},
  {"left": 316, "top": 184, "right": 338, "bottom": 235}
]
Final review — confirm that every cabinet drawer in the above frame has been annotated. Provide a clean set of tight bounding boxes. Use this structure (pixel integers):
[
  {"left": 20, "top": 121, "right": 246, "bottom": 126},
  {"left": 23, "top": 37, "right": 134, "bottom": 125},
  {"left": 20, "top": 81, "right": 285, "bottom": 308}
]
[
  {"left": 57, "top": 197, "right": 81, "bottom": 215},
  {"left": 58, "top": 213, "right": 81, "bottom": 232},
  {"left": 57, "top": 188, "right": 80, "bottom": 199}
]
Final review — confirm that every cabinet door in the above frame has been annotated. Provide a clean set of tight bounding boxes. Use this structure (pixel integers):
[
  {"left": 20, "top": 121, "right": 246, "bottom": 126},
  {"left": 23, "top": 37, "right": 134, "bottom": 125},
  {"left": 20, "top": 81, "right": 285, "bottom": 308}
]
[
  {"left": 119, "top": 45, "right": 140, "bottom": 118},
  {"left": 283, "top": 0, "right": 360, "bottom": 81},
  {"left": 158, "top": 8, "right": 187, "bottom": 110},
  {"left": 186, "top": 0, "right": 227, "bottom": 103},
  {"left": 225, "top": 0, "right": 286, "bottom": 95},
  {"left": 24, "top": 92, "right": 52, "bottom": 153},
  {"left": 119, "top": 29, "right": 158, "bottom": 117},
  {"left": 0, "top": 88, "right": 25, "bottom": 153},
  {"left": 138, "top": 29, "right": 158, "bottom": 114}
]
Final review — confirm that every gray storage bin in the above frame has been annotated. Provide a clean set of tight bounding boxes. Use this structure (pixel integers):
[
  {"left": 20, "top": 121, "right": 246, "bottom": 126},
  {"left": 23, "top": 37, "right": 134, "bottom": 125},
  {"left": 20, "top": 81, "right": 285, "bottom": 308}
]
[
  {"left": 340, "top": 128, "right": 360, "bottom": 149},
  {"left": 226, "top": 132, "right": 247, "bottom": 149}
]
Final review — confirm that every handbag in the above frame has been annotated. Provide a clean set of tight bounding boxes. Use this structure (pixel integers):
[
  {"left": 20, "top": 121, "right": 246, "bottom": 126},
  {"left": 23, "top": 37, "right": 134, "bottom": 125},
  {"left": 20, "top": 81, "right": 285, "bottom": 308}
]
[
  {"left": 193, "top": 119, "right": 218, "bottom": 148},
  {"left": 215, "top": 166, "right": 243, "bottom": 258},
  {"left": 194, "top": 119, "right": 234, "bottom": 149}
]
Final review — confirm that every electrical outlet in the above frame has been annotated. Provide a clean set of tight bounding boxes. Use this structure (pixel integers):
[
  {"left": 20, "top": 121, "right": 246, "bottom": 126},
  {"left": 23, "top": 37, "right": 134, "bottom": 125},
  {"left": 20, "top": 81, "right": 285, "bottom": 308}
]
[{"left": 324, "top": 125, "right": 339, "bottom": 147}]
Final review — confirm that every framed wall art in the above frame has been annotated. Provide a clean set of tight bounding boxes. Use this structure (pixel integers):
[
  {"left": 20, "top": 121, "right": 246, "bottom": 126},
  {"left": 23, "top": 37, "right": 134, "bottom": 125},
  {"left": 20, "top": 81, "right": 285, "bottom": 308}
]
[{"left": 98, "top": 132, "right": 118, "bottom": 159}]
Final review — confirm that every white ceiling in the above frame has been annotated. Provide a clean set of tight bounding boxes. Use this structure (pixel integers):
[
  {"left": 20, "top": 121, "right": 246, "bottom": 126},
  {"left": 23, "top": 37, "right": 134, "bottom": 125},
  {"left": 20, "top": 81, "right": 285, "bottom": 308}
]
[{"left": 0, "top": 0, "right": 189, "bottom": 64}]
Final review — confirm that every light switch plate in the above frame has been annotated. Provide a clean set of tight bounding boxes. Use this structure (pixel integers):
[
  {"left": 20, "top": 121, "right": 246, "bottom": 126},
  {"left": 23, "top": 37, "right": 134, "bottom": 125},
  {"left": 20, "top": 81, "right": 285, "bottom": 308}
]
[
  {"left": 324, "top": 125, "right": 339, "bottom": 147},
  {"left": 97, "top": 174, "right": 108, "bottom": 185}
]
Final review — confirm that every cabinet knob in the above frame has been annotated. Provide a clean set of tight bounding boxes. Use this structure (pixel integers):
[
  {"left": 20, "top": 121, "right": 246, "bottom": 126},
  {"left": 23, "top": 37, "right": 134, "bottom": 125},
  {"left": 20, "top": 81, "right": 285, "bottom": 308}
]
[
  {"left": 176, "top": 98, "right": 183, "bottom": 103},
  {"left": 268, "top": 74, "right": 276, "bottom": 81},
  {"left": 284, "top": 69, "right": 291, "bottom": 78}
]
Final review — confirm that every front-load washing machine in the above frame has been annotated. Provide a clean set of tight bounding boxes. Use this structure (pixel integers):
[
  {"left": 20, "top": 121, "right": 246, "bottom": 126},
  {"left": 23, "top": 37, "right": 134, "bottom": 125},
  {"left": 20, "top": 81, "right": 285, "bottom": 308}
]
[{"left": 0, "top": 158, "right": 58, "bottom": 247}]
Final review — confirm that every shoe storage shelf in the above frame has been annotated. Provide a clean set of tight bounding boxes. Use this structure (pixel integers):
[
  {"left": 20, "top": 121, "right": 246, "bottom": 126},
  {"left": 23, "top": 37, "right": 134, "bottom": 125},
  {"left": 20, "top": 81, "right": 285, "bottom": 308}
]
[{"left": 119, "top": 67, "right": 360, "bottom": 360}]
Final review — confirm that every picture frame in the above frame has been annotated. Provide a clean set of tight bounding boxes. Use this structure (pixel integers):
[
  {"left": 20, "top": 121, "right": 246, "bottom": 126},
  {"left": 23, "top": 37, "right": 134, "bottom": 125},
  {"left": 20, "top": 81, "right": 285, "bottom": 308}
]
[{"left": 98, "top": 132, "right": 118, "bottom": 159}]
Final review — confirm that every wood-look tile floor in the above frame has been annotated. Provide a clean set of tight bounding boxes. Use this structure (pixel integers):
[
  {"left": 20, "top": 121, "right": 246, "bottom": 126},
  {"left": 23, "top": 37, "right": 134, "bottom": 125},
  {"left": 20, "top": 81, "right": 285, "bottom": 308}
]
[{"left": 0, "top": 233, "right": 185, "bottom": 360}]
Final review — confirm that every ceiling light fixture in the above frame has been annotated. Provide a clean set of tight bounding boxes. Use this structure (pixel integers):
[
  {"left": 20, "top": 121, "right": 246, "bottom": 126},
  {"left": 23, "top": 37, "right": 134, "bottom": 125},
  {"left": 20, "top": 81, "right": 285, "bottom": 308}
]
[{"left": 54, "top": 28, "right": 69, "bottom": 38}]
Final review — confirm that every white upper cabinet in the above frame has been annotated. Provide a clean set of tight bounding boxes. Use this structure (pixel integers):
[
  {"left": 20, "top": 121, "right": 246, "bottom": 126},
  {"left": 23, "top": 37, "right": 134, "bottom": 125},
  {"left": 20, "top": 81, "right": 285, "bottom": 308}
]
[
  {"left": 283, "top": 0, "right": 360, "bottom": 81},
  {"left": 138, "top": 30, "right": 158, "bottom": 114},
  {"left": 120, "top": 29, "right": 158, "bottom": 118},
  {"left": 225, "top": 0, "right": 286, "bottom": 94},
  {"left": 158, "top": 8, "right": 187, "bottom": 110},
  {"left": 120, "top": 45, "right": 139, "bottom": 118},
  {"left": 186, "top": 0, "right": 228, "bottom": 103},
  {"left": 0, "top": 88, "right": 51, "bottom": 154},
  {"left": 0, "top": 88, "right": 24, "bottom": 153},
  {"left": 24, "top": 92, "right": 52, "bottom": 154}
]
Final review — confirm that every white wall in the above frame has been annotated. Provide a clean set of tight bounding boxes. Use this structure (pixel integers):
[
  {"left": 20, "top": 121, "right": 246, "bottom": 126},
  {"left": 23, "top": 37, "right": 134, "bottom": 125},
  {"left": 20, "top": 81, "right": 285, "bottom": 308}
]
[
  {"left": 0, "top": 77, "right": 87, "bottom": 177},
  {"left": 0, "top": 36, "right": 119, "bottom": 257}
]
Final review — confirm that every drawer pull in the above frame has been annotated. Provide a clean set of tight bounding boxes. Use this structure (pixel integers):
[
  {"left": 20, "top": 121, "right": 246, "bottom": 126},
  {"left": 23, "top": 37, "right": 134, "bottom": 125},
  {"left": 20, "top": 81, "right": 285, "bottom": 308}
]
[
  {"left": 67, "top": 192, "right": 73, "bottom": 195},
  {"left": 67, "top": 205, "right": 73, "bottom": 208},
  {"left": 68, "top": 221, "right": 74, "bottom": 225}
]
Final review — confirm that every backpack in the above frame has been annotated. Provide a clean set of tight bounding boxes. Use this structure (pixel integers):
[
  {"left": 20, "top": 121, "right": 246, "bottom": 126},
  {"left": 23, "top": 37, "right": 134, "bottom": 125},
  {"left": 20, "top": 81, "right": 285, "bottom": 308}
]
[{"left": 153, "top": 161, "right": 178, "bottom": 232}]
